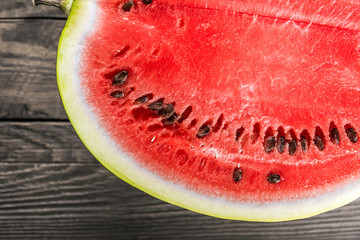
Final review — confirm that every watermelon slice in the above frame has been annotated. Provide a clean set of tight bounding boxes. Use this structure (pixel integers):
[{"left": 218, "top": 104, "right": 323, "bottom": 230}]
[{"left": 34, "top": 0, "right": 360, "bottom": 221}]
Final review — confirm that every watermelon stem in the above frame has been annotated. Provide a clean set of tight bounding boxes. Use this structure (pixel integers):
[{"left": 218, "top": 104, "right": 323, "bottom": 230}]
[{"left": 32, "top": 0, "right": 73, "bottom": 16}]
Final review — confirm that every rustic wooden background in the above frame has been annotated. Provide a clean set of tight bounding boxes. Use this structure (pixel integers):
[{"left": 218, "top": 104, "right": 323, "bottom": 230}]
[{"left": 1, "top": 1, "right": 360, "bottom": 239}]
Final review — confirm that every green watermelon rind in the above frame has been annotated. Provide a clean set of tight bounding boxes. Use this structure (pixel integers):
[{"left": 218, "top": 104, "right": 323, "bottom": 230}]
[{"left": 56, "top": 0, "right": 360, "bottom": 221}]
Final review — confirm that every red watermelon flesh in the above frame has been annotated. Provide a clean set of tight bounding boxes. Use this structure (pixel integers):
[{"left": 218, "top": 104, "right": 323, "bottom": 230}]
[{"left": 76, "top": 0, "right": 360, "bottom": 210}]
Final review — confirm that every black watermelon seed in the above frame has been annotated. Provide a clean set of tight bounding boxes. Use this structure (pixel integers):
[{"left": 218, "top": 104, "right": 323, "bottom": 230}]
[
  {"left": 233, "top": 168, "right": 242, "bottom": 183},
  {"left": 277, "top": 136, "right": 285, "bottom": 153},
  {"left": 288, "top": 139, "right": 297, "bottom": 156},
  {"left": 235, "top": 131, "right": 240, "bottom": 141},
  {"left": 314, "top": 135, "right": 324, "bottom": 151},
  {"left": 110, "top": 91, "right": 125, "bottom": 98},
  {"left": 300, "top": 136, "right": 307, "bottom": 152},
  {"left": 113, "top": 70, "right": 128, "bottom": 85},
  {"left": 264, "top": 136, "right": 276, "bottom": 153},
  {"left": 196, "top": 125, "right": 210, "bottom": 138},
  {"left": 159, "top": 103, "right": 174, "bottom": 118},
  {"left": 162, "top": 113, "right": 178, "bottom": 125},
  {"left": 148, "top": 101, "right": 163, "bottom": 111},
  {"left": 330, "top": 128, "right": 340, "bottom": 145},
  {"left": 141, "top": 0, "right": 153, "bottom": 4},
  {"left": 267, "top": 173, "right": 281, "bottom": 184},
  {"left": 235, "top": 127, "right": 244, "bottom": 142},
  {"left": 135, "top": 95, "right": 149, "bottom": 104},
  {"left": 178, "top": 106, "right": 193, "bottom": 124},
  {"left": 122, "top": 1, "right": 134, "bottom": 12},
  {"left": 346, "top": 128, "right": 358, "bottom": 143}
]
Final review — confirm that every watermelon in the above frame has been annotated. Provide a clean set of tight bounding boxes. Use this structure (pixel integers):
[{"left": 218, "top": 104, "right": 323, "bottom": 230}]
[{"left": 33, "top": 0, "right": 360, "bottom": 221}]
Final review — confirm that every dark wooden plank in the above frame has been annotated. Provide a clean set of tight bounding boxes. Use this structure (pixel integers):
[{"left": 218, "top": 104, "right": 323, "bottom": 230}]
[
  {"left": 0, "top": 122, "right": 360, "bottom": 239},
  {"left": 0, "top": 20, "right": 68, "bottom": 120},
  {"left": 0, "top": 122, "right": 95, "bottom": 163},
  {"left": 0, "top": 1, "right": 66, "bottom": 19},
  {"left": 1, "top": 161, "right": 360, "bottom": 239}
]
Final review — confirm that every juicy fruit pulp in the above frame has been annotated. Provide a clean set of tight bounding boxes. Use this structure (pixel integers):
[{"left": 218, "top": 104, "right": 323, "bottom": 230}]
[{"left": 58, "top": 0, "right": 360, "bottom": 220}]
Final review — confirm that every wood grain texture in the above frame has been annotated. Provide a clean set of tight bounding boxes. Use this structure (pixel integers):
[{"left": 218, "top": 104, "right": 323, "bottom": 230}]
[
  {"left": 1, "top": 123, "right": 360, "bottom": 239},
  {"left": 0, "top": 1, "right": 66, "bottom": 19},
  {"left": 0, "top": 20, "right": 68, "bottom": 120},
  {"left": 0, "top": 122, "right": 95, "bottom": 163},
  {"left": 1, "top": 160, "right": 360, "bottom": 239}
]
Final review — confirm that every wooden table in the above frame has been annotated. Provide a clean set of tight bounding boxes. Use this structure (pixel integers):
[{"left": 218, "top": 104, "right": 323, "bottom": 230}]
[{"left": 1, "top": 1, "right": 360, "bottom": 239}]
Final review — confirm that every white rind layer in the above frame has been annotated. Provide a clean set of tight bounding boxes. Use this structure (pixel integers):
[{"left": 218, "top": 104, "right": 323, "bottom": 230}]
[{"left": 57, "top": 0, "right": 360, "bottom": 221}]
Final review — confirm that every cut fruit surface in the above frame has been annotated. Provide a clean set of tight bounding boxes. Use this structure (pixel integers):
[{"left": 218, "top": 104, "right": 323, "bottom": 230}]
[{"left": 57, "top": 0, "right": 360, "bottom": 221}]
